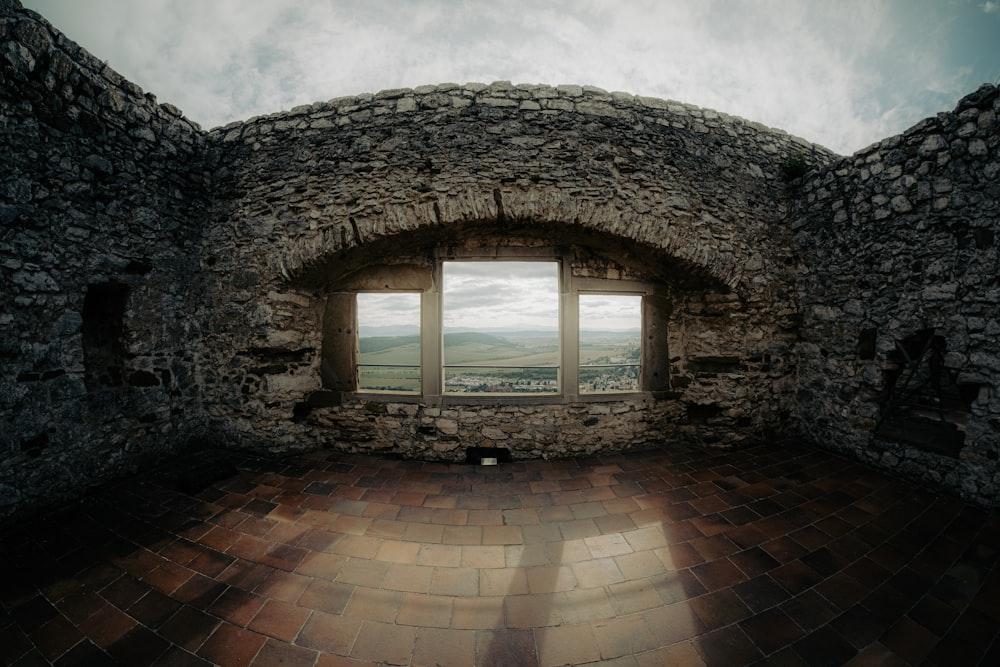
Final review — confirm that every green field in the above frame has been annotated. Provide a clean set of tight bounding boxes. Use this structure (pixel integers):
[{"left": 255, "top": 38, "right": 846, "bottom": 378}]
[{"left": 359, "top": 330, "right": 638, "bottom": 393}]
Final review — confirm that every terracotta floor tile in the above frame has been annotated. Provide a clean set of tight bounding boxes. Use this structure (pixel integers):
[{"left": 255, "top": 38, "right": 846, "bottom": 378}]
[
  {"left": 690, "top": 588, "right": 753, "bottom": 629},
  {"left": 297, "top": 579, "right": 354, "bottom": 615},
  {"left": 412, "top": 626, "right": 476, "bottom": 667},
  {"left": 351, "top": 620, "right": 416, "bottom": 664},
  {"left": 78, "top": 603, "right": 138, "bottom": 648},
  {"left": 506, "top": 593, "right": 560, "bottom": 628},
  {"left": 336, "top": 559, "right": 388, "bottom": 588},
  {"left": 692, "top": 625, "right": 762, "bottom": 666},
  {"left": 461, "top": 545, "right": 506, "bottom": 568},
  {"left": 246, "top": 599, "right": 310, "bottom": 642},
  {"left": 476, "top": 628, "right": 538, "bottom": 667},
  {"left": 108, "top": 626, "right": 171, "bottom": 666},
  {"left": 5, "top": 444, "right": 1000, "bottom": 666},
  {"left": 159, "top": 605, "right": 220, "bottom": 653},
  {"left": 249, "top": 638, "right": 317, "bottom": 667},
  {"left": 296, "top": 610, "right": 362, "bottom": 655},
  {"left": 452, "top": 596, "right": 505, "bottom": 629},
  {"left": 29, "top": 615, "right": 83, "bottom": 662},
  {"left": 740, "top": 606, "right": 806, "bottom": 655},
  {"left": 382, "top": 563, "right": 434, "bottom": 593},
  {"left": 197, "top": 623, "right": 266, "bottom": 667},
  {"left": 208, "top": 588, "right": 266, "bottom": 627},
  {"left": 536, "top": 623, "right": 602, "bottom": 667}
]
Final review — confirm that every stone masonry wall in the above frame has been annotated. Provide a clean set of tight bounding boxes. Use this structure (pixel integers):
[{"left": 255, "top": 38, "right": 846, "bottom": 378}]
[
  {"left": 198, "top": 82, "right": 834, "bottom": 461},
  {"left": 4, "top": 0, "right": 1000, "bottom": 523},
  {"left": 0, "top": 0, "right": 209, "bottom": 523},
  {"left": 792, "top": 84, "right": 1000, "bottom": 505}
]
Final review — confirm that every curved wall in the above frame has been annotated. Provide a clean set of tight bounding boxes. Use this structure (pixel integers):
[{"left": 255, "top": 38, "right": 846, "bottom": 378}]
[
  {"left": 792, "top": 84, "right": 1000, "bottom": 505},
  {"left": 1, "top": 1, "right": 209, "bottom": 523},
  {"left": 197, "top": 82, "right": 833, "bottom": 462},
  {"left": 3, "top": 0, "right": 999, "bottom": 523}
]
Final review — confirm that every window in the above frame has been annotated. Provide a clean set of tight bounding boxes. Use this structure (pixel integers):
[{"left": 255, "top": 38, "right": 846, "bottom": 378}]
[
  {"left": 579, "top": 294, "right": 641, "bottom": 393},
  {"left": 339, "top": 248, "right": 668, "bottom": 400},
  {"left": 443, "top": 261, "right": 559, "bottom": 394},
  {"left": 357, "top": 292, "right": 420, "bottom": 393}
]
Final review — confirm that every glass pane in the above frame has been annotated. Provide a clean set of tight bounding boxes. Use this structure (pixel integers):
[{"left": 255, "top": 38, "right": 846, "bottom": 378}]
[
  {"left": 444, "top": 366, "right": 558, "bottom": 394},
  {"left": 443, "top": 261, "right": 559, "bottom": 394},
  {"left": 580, "top": 294, "right": 641, "bottom": 393},
  {"left": 358, "top": 292, "right": 420, "bottom": 393}
]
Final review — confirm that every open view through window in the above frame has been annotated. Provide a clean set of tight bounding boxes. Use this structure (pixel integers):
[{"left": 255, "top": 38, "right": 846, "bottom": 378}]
[
  {"left": 443, "top": 261, "right": 560, "bottom": 394},
  {"left": 579, "top": 294, "right": 641, "bottom": 393},
  {"left": 354, "top": 259, "right": 647, "bottom": 397},
  {"left": 357, "top": 292, "right": 421, "bottom": 393}
]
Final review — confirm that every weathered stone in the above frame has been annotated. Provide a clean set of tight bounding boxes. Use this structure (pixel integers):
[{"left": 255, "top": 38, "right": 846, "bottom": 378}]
[{"left": 2, "top": 2, "right": 999, "bottom": 529}]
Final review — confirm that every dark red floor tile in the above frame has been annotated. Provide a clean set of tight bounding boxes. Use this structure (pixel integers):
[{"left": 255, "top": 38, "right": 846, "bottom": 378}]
[
  {"left": 691, "top": 557, "right": 748, "bottom": 591},
  {"left": 693, "top": 625, "right": 762, "bottom": 666},
  {"left": 651, "top": 569, "right": 707, "bottom": 605},
  {"left": 740, "top": 606, "right": 805, "bottom": 655},
  {"left": 107, "top": 626, "right": 170, "bottom": 667},
  {"left": 780, "top": 589, "right": 839, "bottom": 631},
  {"left": 690, "top": 589, "right": 753, "bottom": 629}
]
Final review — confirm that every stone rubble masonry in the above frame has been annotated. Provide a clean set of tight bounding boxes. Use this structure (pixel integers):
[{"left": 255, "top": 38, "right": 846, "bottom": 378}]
[{"left": 1, "top": 0, "right": 998, "bottom": 524}]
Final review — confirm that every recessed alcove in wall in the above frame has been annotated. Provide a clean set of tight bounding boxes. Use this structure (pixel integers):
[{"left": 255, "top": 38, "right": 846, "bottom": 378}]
[
  {"left": 298, "top": 222, "right": 723, "bottom": 405},
  {"left": 875, "top": 329, "right": 976, "bottom": 458},
  {"left": 81, "top": 283, "right": 129, "bottom": 390}
]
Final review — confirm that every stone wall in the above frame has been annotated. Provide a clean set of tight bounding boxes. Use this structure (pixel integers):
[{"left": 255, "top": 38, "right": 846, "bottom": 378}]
[
  {"left": 0, "top": 0, "right": 209, "bottom": 522},
  {"left": 198, "top": 82, "right": 833, "bottom": 461},
  {"left": 3, "top": 0, "right": 1000, "bottom": 523},
  {"left": 792, "top": 84, "right": 1000, "bottom": 505}
]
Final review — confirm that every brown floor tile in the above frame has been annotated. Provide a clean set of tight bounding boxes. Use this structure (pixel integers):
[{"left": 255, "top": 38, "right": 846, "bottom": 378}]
[
  {"left": 29, "top": 615, "right": 83, "bottom": 662},
  {"left": 477, "top": 628, "right": 538, "bottom": 667},
  {"left": 208, "top": 588, "right": 266, "bottom": 627},
  {"left": 5, "top": 444, "right": 1000, "bottom": 667},
  {"left": 452, "top": 596, "right": 505, "bottom": 629},
  {"left": 247, "top": 599, "right": 311, "bottom": 642},
  {"left": 249, "top": 638, "right": 317, "bottom": 667},
  {"left": 296, "top": 610, "right": 362, "bottom": 655},
  {"left": 343, "top": 587, "right": 402, "bottom": 623},
  {"left": 351, "top": 620, "right": 416, "bottom": 664},
  {"left": 594, "top": 615, "right": 659, "bottom": 658},
  {"left": 397, "top": 592, "right": 454, "bottom": 628},
  {"left": 740, "top": 606, "right": 806, "bottom": 655},
  {"left": 412, "top": 626, "right": 476, "bottom": 667},
  {"left": 159, "top": 605, "right": 220, "bottom": 653},
  {"left": 535, "top": 623, "right": 602, "bottom": 667},
  {"left": 197, "top": 623, "right": 266, "bottom": 667},
  {"left": 78, "top": 603, "right": 138, "bottom": 648},
  {"left": 297, "top": 579, "right": 354, "bottom": 615}
]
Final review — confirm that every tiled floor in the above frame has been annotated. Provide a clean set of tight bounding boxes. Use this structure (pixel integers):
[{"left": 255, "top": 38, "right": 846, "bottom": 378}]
[{"left": 2, "top": 441, "right": 999, "bottom": 666}]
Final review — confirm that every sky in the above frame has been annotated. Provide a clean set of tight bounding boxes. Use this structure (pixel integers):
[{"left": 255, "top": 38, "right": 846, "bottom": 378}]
[
  {"left": 356, "top": 262, "right": 642, "bottom": 331},
  {"left": 20, "top": 0, "right": 1000, "bottom": 155}
]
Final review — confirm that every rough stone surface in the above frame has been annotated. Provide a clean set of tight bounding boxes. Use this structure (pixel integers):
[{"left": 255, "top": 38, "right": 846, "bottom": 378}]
[{"left": 1, "top": 0, "right": 998, "bottom": 524}]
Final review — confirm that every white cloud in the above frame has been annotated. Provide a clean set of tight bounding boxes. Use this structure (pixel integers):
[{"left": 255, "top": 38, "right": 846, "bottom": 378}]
[
  {"left": 21, "top": 0, "right": 992, "bottom": 153},
  {"left": 983, "top": 1, "right": 999, "bottom": 13}
]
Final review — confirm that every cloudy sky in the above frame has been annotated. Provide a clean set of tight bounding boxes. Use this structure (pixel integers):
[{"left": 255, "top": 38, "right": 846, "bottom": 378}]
[
  {"left": 21, "top": 0, "right": 1000, "bottom": 155},
  {"left": 356, "top": 262, "right": 641, "bottom": 331}
]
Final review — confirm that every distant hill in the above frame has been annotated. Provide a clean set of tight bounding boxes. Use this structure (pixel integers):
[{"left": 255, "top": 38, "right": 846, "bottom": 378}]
[
  {"left": 360, "top": 331, "right": 522, "bottom": 354},
  {"left": 444, "top": 332, "right": 519, "bottom": 348},
  {"left": 359, "top": 324, "right": 420, "bottom": 337},
  {"left": 360, "top": 335, "right": 420, "bottom": 354}
]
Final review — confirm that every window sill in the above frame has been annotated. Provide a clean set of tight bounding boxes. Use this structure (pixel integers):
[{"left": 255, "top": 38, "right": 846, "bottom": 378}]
[{"left": 348, "top": 391, "right": 656, "bottom": 406}]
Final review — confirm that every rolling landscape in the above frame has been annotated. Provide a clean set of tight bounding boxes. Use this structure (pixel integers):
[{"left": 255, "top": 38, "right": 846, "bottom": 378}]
[{"left": 359, "top": 328, "right": 639, "bottom": 393}]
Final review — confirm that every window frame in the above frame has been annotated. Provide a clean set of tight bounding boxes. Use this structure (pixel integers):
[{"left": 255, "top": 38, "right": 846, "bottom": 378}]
[{"left": 348, "top": 246, "right": 662, "bottom": 404}]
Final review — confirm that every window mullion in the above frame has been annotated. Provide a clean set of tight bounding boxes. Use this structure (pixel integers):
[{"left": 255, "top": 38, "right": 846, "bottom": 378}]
[
  {"left": 561, "top": 266, "right": 579, "bottom": 400},
  {"left": 421, "top": 276, "right": 443, "bottom": 398}
]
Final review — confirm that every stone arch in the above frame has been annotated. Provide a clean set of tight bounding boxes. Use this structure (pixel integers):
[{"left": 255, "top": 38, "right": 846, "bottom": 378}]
[{"left": 284, "top": 190, "right": 735, "bottom": 293}]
